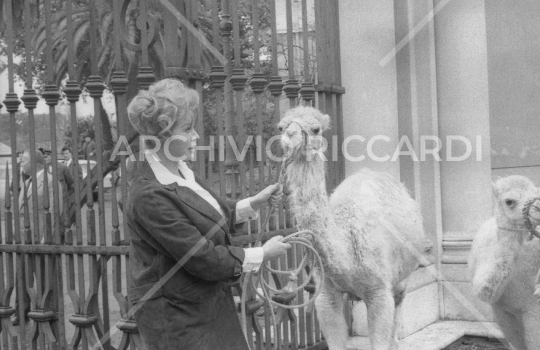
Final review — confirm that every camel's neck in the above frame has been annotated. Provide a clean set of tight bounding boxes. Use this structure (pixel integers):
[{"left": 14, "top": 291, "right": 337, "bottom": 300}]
[
  {"left": 285, "top": 158, "right": 344, "bottom": 264},
  {"left": 485, "top": 204, "right": 528, "bottom": 300},
  {"left": 286, "top": 158, "right": 330, "bottom": 228},
  {"left": 294, "top": 188, "right": 332, "bottom": 231}
]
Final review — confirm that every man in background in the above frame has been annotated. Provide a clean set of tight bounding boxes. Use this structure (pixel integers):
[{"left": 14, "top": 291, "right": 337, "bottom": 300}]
[
  {"left": 81, "top": 134, "right": 96, "bottom": 161},
  {"left": 13, "top": 149, "right": 64, "bottom": 325},
  {"left": 10, "top": 152, "right": 29, "bottom": 195},
  {"left": 39, "top": 148, "right": 75, "bottom": 198},
  {"left": 61, "top": 146, "right": 83, "bottom": 195}
]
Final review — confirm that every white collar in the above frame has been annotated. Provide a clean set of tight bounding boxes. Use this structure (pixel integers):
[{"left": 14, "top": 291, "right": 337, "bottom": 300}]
[{"left": 144, "top": 151, "right": 195, "bottom": 186}]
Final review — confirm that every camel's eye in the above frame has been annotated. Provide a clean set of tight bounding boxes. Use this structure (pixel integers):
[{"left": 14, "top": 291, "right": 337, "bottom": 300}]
[
  {"left": 278, "top": 126, "right": 283, "bottom": 132},
  {"left": 312, "top": 127, "right": 320, "bottom": 134},
  {"left": 505, "top": 199, "right": 516, "bottom": 207}
]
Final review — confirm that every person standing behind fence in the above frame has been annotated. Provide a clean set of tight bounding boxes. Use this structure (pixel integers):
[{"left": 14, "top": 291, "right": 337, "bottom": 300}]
[
  {"left": 12, "top": 149, "right": 64, "bottom": 325},
  {"left": 10, "top": 153, "right": 29, "bottom": 195},
  {"left": 40, "top": 148, "right": 76, "bottom": 197},
  {"left": 20, "top": 149, "right": 65, "bottom": 236},
  {"left": 61, "top": 146, "right": 83, "bottom": 193},
  {"left": 60, "top": 146, "right": 83, "bottom": 230},
  {"left": 125, "top": 78, "right": 290, "bottom": 350},
  {"left": 82, "top": 134, "right": 96, "bottom": 161}
]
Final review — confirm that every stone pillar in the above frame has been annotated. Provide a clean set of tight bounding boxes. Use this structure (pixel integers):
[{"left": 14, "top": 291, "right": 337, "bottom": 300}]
[
  {"left": 339, "top": 0, "right": 400, "bottom": 179},
  {"left": 392, "top": 0, "right": 443, "bottom": 335},
  {"left": 434, "top": 0, "right": 494, "bottom": 321},
  {"left": 435, "top": 0, "right": 493, "bottom": 241}
]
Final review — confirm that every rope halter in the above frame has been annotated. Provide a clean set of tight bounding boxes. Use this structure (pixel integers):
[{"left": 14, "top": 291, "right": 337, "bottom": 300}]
[
  {"left": 240, "top": 145, "right": 324, "bottom": 349},
  {"left": 522, "top": 197, "right": 540, "bottom": 239},
  {"left": 500, "top": 197, "right": 540, "bottom": 240}
]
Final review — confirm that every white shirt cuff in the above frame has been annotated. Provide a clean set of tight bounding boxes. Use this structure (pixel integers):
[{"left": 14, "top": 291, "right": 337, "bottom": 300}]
[
  {"left": 242, "top": 247, "right": 264, "bottom": 273},
  {"left": 235, "top": 198, "right": 259, "bottom": 223}
]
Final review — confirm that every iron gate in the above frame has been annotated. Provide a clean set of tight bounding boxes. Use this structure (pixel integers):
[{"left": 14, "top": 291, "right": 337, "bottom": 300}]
[{"left": 0, "top": 0, "right": 344, "bottom": 348}]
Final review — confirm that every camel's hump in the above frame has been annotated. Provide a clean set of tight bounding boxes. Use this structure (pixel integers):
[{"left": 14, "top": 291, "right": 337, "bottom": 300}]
[
  {"left": 331, "top": 168, "right": 410, "bottom": 198},
  {"left": 329, "top": 167, "right": 418, "bottom": 213}
]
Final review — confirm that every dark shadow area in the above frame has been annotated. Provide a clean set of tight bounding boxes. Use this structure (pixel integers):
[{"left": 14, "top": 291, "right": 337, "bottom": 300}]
[{"left": 443, "top": 336, "right": 508, "bottom": 350}]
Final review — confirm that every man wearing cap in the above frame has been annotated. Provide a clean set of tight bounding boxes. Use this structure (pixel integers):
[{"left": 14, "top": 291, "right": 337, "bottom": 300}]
[{"left": 40, "top": 148, "right": 75, "bottom": 198}]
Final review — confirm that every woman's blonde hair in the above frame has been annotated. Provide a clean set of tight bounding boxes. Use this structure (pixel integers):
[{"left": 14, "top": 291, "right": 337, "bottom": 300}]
[{"left": 127, "top": 79, "right": 199, "bottom": 146}]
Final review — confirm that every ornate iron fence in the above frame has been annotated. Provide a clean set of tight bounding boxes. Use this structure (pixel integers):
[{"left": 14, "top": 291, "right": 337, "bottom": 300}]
[{"left": 0, "top": 0, "right": 344, "bottom": 349}]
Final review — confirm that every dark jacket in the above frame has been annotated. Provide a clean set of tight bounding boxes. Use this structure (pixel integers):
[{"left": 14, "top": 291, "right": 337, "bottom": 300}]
[
  {"left": 64, "top": 159, "right": 83, "bottom": 182},
  {"left": 56, "top": 161, "right": 75, "bottom": 197},
  {"left": 126, "top": 159, "right": 250, "bottom": 350},
  {"left": 83, "top": 140, "right": 96, "bottom": 160}
]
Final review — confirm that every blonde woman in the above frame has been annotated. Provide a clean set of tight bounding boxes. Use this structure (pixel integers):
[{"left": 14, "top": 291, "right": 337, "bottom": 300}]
[{"left": 126, "top": 78, "right": 290, "bottom": 350}]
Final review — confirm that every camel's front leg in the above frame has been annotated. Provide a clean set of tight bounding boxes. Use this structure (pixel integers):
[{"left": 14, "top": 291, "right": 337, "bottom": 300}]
[
  {"left": 314, "top": 277, "right": 348, "bottom": 350},
  {"left": 471, "top": 230, "right": 523, "bottom": 304},
  {"left": 389, "top": 282, "right": 407, "bottom": 350},
  {"left": 364, "top": 289, "right": 396, "bottom": 350}
]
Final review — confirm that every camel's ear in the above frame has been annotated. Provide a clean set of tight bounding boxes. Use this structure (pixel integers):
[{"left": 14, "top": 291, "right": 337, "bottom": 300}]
[
  {"left": 491, "top": 182, "right": 498, "bottom": 199},
  {"left": 320, "top": 114, "right": 331, "bottom": 131}
]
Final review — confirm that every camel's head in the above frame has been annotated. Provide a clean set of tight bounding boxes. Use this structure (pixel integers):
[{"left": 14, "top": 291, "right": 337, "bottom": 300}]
[
  {"left": 278, "top": 106, "right": 331, "bottom": 162},
  {"left": 492, "top": 175, "right": 540, "bottom": 229}
]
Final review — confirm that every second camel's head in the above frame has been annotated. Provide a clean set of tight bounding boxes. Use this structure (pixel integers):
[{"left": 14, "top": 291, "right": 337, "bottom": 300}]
[{"left": 492, "top": 175, "right": 540, "bottom": 229}]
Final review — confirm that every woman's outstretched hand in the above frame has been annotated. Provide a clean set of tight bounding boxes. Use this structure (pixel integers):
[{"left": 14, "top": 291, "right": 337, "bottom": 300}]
[
  {"left": 249, "top": 183, "right": 283, "bottom": 211},
  {"left": 262, "top": 235, "right": 292, "bottom": 261}
]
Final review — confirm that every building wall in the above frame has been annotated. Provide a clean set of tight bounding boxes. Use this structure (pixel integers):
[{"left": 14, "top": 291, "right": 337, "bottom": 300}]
[
  {"left": 338, "top": 0, "right": 401, "bottom": 179},
  {"left": 485, "top": 0, "right": 540, "bottom": 186},
  {"left": 337, "top": 0, "right": 537, "bottom": 336}
]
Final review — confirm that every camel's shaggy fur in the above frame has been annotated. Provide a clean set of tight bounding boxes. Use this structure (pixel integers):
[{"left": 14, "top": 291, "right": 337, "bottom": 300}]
[
  {"left": 278, "top": 106, "right": 428, "bottom": 350},
  {"left": 469, "top": 176, "right": 540, "bottom": 350}
]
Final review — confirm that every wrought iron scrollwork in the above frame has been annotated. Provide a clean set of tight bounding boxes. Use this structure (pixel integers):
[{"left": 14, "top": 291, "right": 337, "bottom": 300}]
[{"left": 120, "top": 0, "right": 160, "bottom": 54}]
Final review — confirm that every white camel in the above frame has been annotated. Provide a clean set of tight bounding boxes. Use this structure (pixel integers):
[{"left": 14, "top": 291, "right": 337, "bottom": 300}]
[
  {"left": 278, "top": 106, "right": 429, "bottom": 350},
  {"left": 469, "top": 175, "right": 540, "bottom": 350}
]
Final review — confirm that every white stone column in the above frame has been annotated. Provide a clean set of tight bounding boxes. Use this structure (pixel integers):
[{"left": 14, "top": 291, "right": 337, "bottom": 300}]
[
  {"left": 339, "top": 0, "right": 400, "bottom": 179},
  {"left": 393, "top": 0, "right": 443, "bottom": 336},
  {"left": 435, "top": 0, "right": 493, "bottom": 241},
  {"left": 434, "top": 0, "right": 494, "bottom": 321}
]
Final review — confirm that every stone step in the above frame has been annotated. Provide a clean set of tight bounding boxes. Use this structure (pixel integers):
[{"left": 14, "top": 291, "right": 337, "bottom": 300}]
[{"left": 346, "top": 320, "right": 504, "bottom": 350}]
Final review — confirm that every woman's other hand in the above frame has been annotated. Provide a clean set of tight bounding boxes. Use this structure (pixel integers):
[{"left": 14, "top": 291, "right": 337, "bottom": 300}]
[
  {"left": 249, "top": 183, "right": 283, "bottom": 211},
  {"left": 262, "top": 235, "right": 291, "bottom": 261}
]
